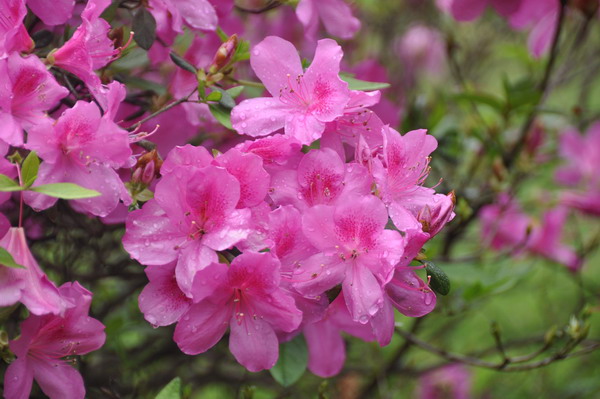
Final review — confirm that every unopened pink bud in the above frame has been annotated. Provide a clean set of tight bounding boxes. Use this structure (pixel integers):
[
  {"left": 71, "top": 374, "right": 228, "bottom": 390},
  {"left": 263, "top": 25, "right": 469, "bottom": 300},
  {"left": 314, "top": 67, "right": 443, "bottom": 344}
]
[
  {"left": 141, "top": 161, "right": 155, "bottom": 185},
  {"left": 209, "top": 34, "right": 238, "bottom": 74}
]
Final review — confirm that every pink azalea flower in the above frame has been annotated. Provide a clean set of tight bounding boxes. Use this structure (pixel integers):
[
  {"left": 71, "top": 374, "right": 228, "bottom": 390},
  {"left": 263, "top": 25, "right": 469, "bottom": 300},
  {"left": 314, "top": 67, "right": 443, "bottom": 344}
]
[
  {"left": 25, "top": 87, "right": 132, "bottom": 217},
  {"left": 508, "top": 0, "right": 558, "bottom": 57},
  {"left": 0, "top": 227, "right": 69, "bottom": 316},
  {"left": 48, "top": 0, "right": 125, "bottom": 105},
  {"left": 270, "top": 147, "right": 372, "bottom": 210},
  {"left": 295, "top": 0, "right": 361, "bottom": 40},
  {"left": 0, "top": 53, "right": 68, "bottom": 146},
  {"left": 374, "top": 127, "right": 454, "bottom": 234},
  {"left": 231, "top": 36, "right": 351, "bottom": 145},
  {"left": 4, "top": 282, "right": 106, "bottom": 399},
  {"left": 0, "top": 0, "right": 34, "bottom": 58},
  {"left": 293, "top": 195, "right": 405, "bottom": 323},
  {"left": 123, "top": 148, "right": 251, "bottom": 296},
  {"left": 174, "top": 253, "right": 302, "bottom": 372},
  {"left": 26, "top": 0, "right": 75, "bottom": 26},
  {"left": 529, "top": 207, "right": 583, "bottom": 272},
  {"left": 417, "top": 363, "right": 472, "bottom": 399},
  {"left": 268, "top": 205, "right": 318, "bottom": 271},
  {"left": 139, "top": 262, "right": 192, "bottom": 327}
]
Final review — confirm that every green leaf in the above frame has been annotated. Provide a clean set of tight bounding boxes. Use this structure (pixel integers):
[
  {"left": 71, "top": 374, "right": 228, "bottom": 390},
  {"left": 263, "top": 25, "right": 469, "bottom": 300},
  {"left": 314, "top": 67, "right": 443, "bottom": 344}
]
[
  {"left": 0, "top": 174, "right": 22, "bottom": 192},
  {"left": 211, "top": 87, "right": 236, "bottom": 109},
  {"left": 132, "top": 8, "right": 156, "bottom": 51},
  {"left": 0, "top": 248, "right": 25, "bottom": 269},
  {"left": 30, "top": 183, "right": 101, "bottom": 199},
  {"left": 270, "top": 335, "right": 308, "bottom": 387},
  {"left": 340, "top": 75, "right": 390, "bottom": 91},
  {"left": 227, "top": 86, "right": 244, "bottom": 98},
  {"left": 206, "top": 91, "right": 223, "bottom": 102},
  {"left": 209, "top": 103, "right": 232, "bottom": 129},
  {"left": 169, "top": 52, "right": 197, "bottom": 74},
  {"left": 155, "top": 377, "right": 181, "bottom": 399},
  {"left": 423, "top": 260, "right": 451, "bottom": 295},
  {"left": 453, "top": 92, "right": 505, "bottom": 111},
  {"left": 232, "top": 39, "right": 250, "bottom": 63},
  {"left": 21, "top": 151, "right": 40, "bottom": 188}
]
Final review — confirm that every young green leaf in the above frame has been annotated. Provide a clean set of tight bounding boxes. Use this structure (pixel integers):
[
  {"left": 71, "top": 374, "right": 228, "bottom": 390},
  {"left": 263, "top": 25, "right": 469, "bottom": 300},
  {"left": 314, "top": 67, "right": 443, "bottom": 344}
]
[
  {"left": 211, "top": 87, "right": 236, "bottom": 109},
  {"left": 155, "top": 377, "right": 181, "bottom": 399},
  {"left": 21, "top": 151, "right": 40, "bottom": 188},
  {"left": 132, "top": 8, "right": 156, "bottom": 51},
  {"left": 0, "top": 248, "right": 25, "bottom": 269},
  {"left": 209, "top": 103, "right": 233, "bottom": 129},
  {"left": 227, "top": 86, "right": 244, "bottom": 98},
  {"left": 206, "top": 91, "right": 223, "bottom": 102},
  {"left": 169, "top": 52, "right": 197, "bottom": 74},
  {"left": 423, "top": 260, "right": 451, "bottom": 295},
  {"left": 30, "top": 183, "right": 101, "bottom": 199},
  {"left": 340, "top": 75, "right": 390, "bottom": 91},
  {"left": 0, "top": 174, "right": 22, "bottom": 192},
  {"left": 270, "top": 335, "right": 308, "bottom": 387}
]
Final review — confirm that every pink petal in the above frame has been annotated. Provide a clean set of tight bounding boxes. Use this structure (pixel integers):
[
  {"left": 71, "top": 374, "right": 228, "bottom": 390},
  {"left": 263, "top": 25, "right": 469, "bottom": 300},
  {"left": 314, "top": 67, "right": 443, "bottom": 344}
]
[
  {"left": 528, "top": 11, "right": 557, "bottom": 58},
  {"left": 31, "top": 358, "right": 85, "bottom": 399},
  {"left": 176, "top": 243, "right": 218, "bottom": 296},
  {"left": 293, "top": 254, "right": 346, "bottom": 297},
  {"left": 139, "top": 263, "right": 192, "bottom": 326},
  {"left": 123, "top": 200, "right": 184, "bottom": 266},
  {"left": 343, "top": 263, "right": 384, "bottom": 323},
  {"left": 284, "top": 113, "right": 326, "bottom": 146},
  {"left": 161, "top": 144, "right": 213, "bottom": 175},
  {"left": 214, "top": 149, "right": 270, "bottom": 208},
  {"left": 229, "top": 309, "right": 279, "bottom": 372},
  {"left": 27, "top": 0, "right": 75, "bottom": 25},
  {"left": 174, "top": 301, "right": 231, "bottom": 355},
  {"left": 231, "top": 97, "right": 288, "bottom": 137},
  {"left": 386, "top": 270, "right": 436, "bottom": 317},
  {"left": 176, "top": 0, "right": 218, "bottom": 31},
  {"left": 302, "top": 205, "right": 337, "bottom": 250},
  {"left": 304, "top": 319, "right": 345, "bottom": 377},
  {"left": 4, "top": 357, "right": 33, "bottom": 399},
  {"left": 251, "top": 290, "right": 302, "bottom": 333},
  {"left": 296, "top": 0, "right": 319, "bottom": 41},
  {"left": 249, "top": 36, "right": 303, "bottom": 97}
]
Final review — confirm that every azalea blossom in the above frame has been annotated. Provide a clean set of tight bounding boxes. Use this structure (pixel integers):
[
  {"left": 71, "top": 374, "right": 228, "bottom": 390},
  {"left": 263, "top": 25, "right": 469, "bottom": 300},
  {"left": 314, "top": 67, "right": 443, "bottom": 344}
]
[
  {"left": 4, "top": 282, "right": 106, "bottom": 399},
  {"left": 0, "top": 53, "right": 68, "bottom": 146},
  {"left": 231, "top": 36, "right": 351, "bottom": 145},
  {"left": 25, "top": 83, "right": 132, "bottom": 217},
  {"left": 293, "top": 195, "right": 405, "bottom": 323},
  {"left": 174, "top": 252, "right": 302, "bottom": 372},
  {"left": 0, "top": 0, "right": 33, "bottom": 58}
]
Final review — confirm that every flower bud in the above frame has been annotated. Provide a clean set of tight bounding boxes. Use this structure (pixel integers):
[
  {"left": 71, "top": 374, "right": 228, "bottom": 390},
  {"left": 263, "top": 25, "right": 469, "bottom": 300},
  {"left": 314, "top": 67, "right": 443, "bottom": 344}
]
[
  {"left": 132, "top": 149, "right": 162, "bottom": 186},
  {"left": 209, "top": 34, "right": 238, "bottom": 75}
]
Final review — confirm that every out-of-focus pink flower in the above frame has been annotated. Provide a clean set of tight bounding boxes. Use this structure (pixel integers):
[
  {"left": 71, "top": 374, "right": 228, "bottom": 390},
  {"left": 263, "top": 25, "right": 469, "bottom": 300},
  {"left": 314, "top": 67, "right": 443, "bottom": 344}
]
[
  {"left": 4, "top": 282, "right": 106, "bottom": 399},
  {"left": 0, "top": 227, "right": 69, "bottom": 316},
  {"left": 556, "top": 122, "right": 600, "bottom": 216},
  {"left": 529, "top": 207, "right": 582, "bottom": 272},
  {"left": 480, "top": 194, "right": 531, "bottom": 252},
  {"left": 417, "top": 363, "right": 472, "bottom": 399},
  {"left": 296, "top": 0, "right": 361, "bottom": 41},
  {"left": 0, "top": 53, "right": 68, "bottom": 146},
  {"left": 174, "top": 253, "right": 302, "bottom": 372},
  {"left": 231, "top": 36, "right": 350, "bottom": 145},
  {"left": 396, "top": 25, "right": 446, "bottom": 84},
  {"left": 25, "top": 83, "right": 132, "bottom": 217},
  {"left": 293, "top": 196, "right": 405, "bottom": 323},
  {"left": 0, "top": 0, "right": 34, "bottom": 58},
  {"left": 508, "top": 0, "right": 558, "bottom": 58}
]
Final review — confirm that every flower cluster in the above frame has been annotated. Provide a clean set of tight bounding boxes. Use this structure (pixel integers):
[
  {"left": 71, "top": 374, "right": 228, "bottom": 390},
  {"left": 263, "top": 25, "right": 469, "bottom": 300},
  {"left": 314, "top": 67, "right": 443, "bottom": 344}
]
[
  {"left": 0, "top": 0, "right": 451, "bottom": 396},
  {"left": 124, "top": 36, "right": 454, "bottom": 375}
]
